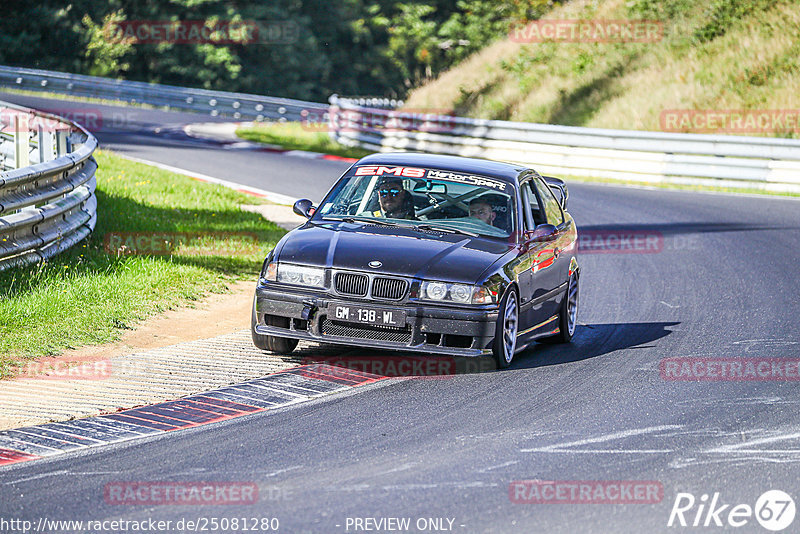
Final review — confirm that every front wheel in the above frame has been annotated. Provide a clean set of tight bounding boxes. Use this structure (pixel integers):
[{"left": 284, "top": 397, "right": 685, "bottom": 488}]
[
  {"left": 542, "top": 271, "right": 579, "bottom": 344},
  {"left": 493, "top": 288, "right": 519, "bottom": 368},
  {"left": 251, "top": 300, "right": 299, "bottom": 354}
]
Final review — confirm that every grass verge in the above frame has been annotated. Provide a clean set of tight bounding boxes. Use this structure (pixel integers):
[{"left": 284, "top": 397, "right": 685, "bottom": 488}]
[
  {"left": 0, "top": 87, "right": 159, "bottom": 110},
  {"left": 0, "top": 149, "right": 285, "bottom": 377},
  {"left": 236, "top": 122, "right": 372, "bottom": 160},
  {"left": 561, "top": 174, "right": 800, "bottom": 198},
  {"left": 405, "top": 0, "right": 800, "bottom": 137}
]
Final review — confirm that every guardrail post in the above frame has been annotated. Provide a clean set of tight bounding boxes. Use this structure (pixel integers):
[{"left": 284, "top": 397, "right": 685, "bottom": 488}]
[
  {"left": 38, "top": 125, "right": 55, "bottom": 162},
  {"left": 56, "top": 130, "right": 70, "bottom": 157},
  {"left": 14, "top": 113, "right": 30, "bottom": 168}
]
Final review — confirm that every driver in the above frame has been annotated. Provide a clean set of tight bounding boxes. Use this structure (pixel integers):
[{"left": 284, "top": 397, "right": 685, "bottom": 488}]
[
  {"left": 468, "top": 197, "right": 496, "bottom": 226},
  {"left": 374, "top": 177, "right": 417, "bottom": 220}
]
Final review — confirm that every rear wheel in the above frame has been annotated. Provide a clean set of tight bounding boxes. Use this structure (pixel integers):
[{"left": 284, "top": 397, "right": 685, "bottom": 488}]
[
  {"left": 493, "top": 288, "right": 519, "bottom": 368},
  {"left": 542, "top": 272, "right": 579, "bottom": 344},
  {"left": 251, "top": 300, "right": 299, "bottom": 354}
]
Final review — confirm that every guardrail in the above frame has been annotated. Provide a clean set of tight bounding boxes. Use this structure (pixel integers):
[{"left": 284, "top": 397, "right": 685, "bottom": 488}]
[
  {"left": 0, "top": 65, "right": 326, "bottom": 123},
  {"left": 328, "top": 96, "right": 800, "bottom": 193},
  {"left": 3, "top": 65, "right": 799, "bottom": 193},
  {"left": 333, "top": 96, "right": 403, "bottom": 109},
  {"left": 0, "top": 100, "right": 97, "bottom": 271}
]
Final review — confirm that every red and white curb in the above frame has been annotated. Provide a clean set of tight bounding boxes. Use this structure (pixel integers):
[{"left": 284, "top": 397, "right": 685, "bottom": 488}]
[{"left": 0, "top": 364, "right": 385, "bottom": 468}]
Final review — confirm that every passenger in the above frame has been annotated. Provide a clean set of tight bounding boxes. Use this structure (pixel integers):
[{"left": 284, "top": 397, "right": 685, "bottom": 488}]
[
  {"left": 375, "top": 178, "right": 417, "bottom": 220},
  {"left": 468, "top": 197, "right": 496, "bottom": 226}
]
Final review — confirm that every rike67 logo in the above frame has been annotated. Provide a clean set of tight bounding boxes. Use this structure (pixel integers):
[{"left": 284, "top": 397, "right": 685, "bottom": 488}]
[{"left": 668, "top": 490, "right": 795, "bottom": 531}]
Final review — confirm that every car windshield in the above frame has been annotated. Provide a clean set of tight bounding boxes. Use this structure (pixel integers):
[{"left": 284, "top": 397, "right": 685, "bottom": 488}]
[{"left": 315, "top": 166, "right": 515, "bottom": 238}]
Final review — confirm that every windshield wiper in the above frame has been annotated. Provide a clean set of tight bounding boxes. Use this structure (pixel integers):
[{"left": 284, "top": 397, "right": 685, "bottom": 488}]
[
  {"left": 337, "top": 217, "right": 477, "bottom": 236},
  {"left": 416, "top": 224, "right": 479, "bottom": 237},
  {"left": 340, "top": 216, "right": 408, "bottom": 228}
]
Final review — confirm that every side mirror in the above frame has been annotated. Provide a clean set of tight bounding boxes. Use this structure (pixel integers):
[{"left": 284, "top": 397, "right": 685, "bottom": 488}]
[
  {"left": 526, "top": 224, "right": 558, "bottom": 243},
  {"left": 544, "top": 176, "right": 569, "bottom": 210},
  {"left": 293, "top": 199, "right": 315, "bottom": 218}
]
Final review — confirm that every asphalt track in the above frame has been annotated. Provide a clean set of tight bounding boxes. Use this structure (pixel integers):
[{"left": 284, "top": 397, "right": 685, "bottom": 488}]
[{"left": 2, "top": 92, "right": 800, "bottom": 533}]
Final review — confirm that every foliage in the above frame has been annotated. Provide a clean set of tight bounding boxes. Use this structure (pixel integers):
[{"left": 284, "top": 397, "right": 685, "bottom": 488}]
[
  {"left": 82, "top": 11, "right": 134, "bottom": 77},
  {"left": 404, "top": 0, "right": 799, "bottom": 137},
  {"left": 0, "top": 0, "right": 558, "bottom": 100},
  {"left": 691, "top": 0, "right": 773, "bottom": 43}
]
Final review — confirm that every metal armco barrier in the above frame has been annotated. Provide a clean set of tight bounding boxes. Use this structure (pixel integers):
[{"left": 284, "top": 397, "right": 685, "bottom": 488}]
[
  {"left": 328, "top": 96, "right": 800, "bottom": 193},
  {"left": 0, "top": 100, "right": 97, "bottom": 271},
  {"left": 0, "top": 65, "right": 327, "bottom": 122},
  {"left": 3, "top": 65, "right": 799, "bottom": 193}
]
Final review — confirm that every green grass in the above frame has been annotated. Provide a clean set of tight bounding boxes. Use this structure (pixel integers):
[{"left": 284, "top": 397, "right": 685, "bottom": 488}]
[
  {"left": 405, "top": 0, "right": 800, "bottom": 137},
  {"left": 0, "top": 87, "right": 159, "bottom": 110},
  {"left": 0, "top": 150, "right": 285, "bottom": 377},
  {"left": 236, "top": 122, "right": 372, "bottom": 160}
]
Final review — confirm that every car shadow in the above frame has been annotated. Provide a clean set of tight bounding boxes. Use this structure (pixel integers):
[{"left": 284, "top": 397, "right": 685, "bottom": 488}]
[
  {"left": 509, "top": 321, "right": 680, "bottom": 371},
  {"left": 577, "top": 222, "right": 797, "bottom": 236},
  {"left": 294, "top": 321, "right": 679, "bottom": 377}
]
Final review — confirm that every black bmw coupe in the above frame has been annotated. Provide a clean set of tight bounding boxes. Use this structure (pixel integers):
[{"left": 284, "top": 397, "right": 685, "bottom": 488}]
[{"left": 252, "top": 153, "right": 579, "bottom": 367}]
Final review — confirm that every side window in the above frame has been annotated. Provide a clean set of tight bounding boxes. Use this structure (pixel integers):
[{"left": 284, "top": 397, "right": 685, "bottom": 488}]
[
  {"left": 520, "top": 182, "right": 534, "bottom": 230},
  {"left": 535, "top": 178, "right": 564, "bottom": 226},
  {"left": 521, "top": 181, "right": 547, "bottom": 228}
]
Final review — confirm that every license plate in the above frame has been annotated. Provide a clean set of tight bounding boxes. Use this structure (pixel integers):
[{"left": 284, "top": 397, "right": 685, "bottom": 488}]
[{"left": 327, "top": 303, "right": 406, "bottom": 327}]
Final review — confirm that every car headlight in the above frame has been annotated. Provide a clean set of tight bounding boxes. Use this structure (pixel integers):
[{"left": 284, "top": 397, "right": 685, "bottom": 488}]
[
  {"left": 449, "top": 284, "right": 472, "bottom": 303},
  {"left": 419, "top": 281, "right": 495, "bottom": 305},
  {"left": 262, "top": 261, "right": 278, "bottom": 282},
  {"left": 424, "top": 281, "right": 448, "bottom": 300},
  {"left": 275, "top": 263, "right": 325, "bottom": 288},
  {"left": 471, "top": 286, "right": 496, "bottom": 305}
]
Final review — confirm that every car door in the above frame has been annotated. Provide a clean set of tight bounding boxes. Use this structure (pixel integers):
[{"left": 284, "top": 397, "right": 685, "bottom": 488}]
[
  {"left": 531, "top": 175, "right": 574, "bottom": 318},
  {"left": 517, "top": 179, "right": 562, "bottom": 332},
  {"left": 532, "top": 175, "right": 572, "bottom": 285}
]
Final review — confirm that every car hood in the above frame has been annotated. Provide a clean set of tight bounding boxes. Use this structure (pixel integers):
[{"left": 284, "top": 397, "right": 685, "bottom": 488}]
[{"left": 276, "top": 221, "right": 512, "bottom": 283}]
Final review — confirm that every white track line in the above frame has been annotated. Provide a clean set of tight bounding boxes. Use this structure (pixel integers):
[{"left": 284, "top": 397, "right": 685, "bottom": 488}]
[
  {"left": 114, "top": 153, "right": 299, "bottom": 206},
  {"left": 519, "top": 424, "right": 681, "bottom": 453}
]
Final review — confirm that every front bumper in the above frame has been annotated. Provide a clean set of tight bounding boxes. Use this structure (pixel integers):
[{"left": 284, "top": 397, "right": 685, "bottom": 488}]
[{"left": 253, "top": 284, "right": 498, "bottom": 357}]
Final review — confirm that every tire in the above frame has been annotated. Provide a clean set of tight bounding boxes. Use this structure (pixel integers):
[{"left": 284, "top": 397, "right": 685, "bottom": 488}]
[
  {"left": 541, "top": 271, "right": 579, "bottom": 344},
  {"left": 251, "top": 300, "right": 299, "bottom": 354},
  {"left": 493, "top": 288, "right": 519, "bottom": 368}
]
